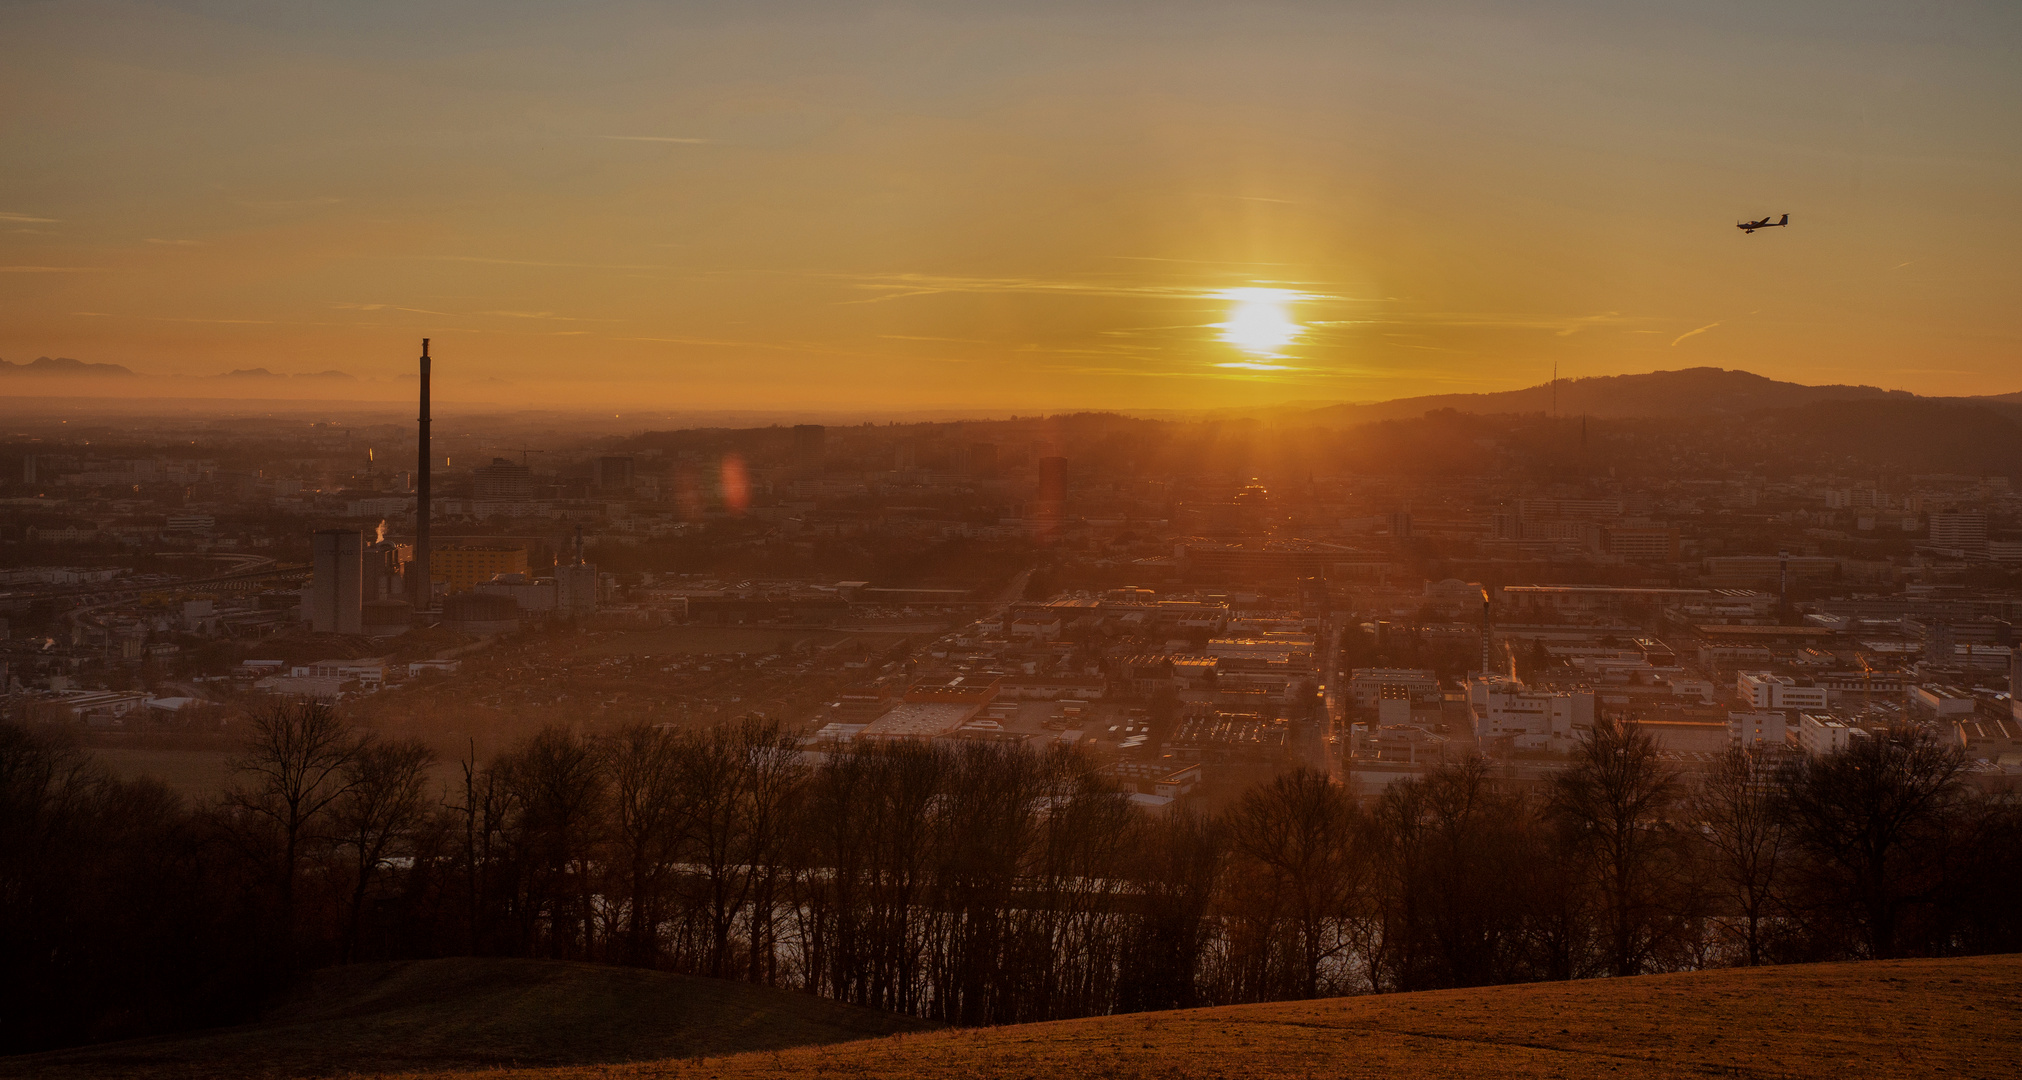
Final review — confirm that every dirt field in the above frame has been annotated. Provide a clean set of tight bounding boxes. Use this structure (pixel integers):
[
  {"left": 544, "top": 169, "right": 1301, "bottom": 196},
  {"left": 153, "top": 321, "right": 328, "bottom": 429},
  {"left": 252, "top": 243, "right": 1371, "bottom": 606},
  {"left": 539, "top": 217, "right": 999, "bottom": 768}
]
[{"left": 400, "top": 954, "right": 2019, "bottom": 1080}]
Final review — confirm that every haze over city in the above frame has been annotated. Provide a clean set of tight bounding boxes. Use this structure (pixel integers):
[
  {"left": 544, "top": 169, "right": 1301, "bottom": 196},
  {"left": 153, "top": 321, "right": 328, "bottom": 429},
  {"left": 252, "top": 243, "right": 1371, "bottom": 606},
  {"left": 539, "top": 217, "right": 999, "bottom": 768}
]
[
  {"left": 6, "top": 5, "right": 2022, "bottom": 1080},
  {"left": 3, "top": 1, "right": 2019, "bottom": 410}
]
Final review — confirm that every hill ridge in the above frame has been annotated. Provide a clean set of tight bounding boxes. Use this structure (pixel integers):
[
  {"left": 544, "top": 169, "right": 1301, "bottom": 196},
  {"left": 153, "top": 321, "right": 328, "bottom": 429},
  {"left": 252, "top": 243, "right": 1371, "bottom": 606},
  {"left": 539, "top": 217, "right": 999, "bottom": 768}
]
[
  {"left": 1301, "top": 366, "right": 1926, "bottom": 424},
  {"left": 477, "top": 954, "right": 2022, "bottom": 1080}
]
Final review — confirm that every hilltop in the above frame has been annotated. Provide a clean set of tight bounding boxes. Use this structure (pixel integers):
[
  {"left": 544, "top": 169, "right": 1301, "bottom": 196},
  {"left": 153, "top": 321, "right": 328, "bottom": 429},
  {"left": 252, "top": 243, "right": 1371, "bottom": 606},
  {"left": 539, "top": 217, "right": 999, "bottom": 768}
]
[
  {"left": 1303, "top": 367, "right": 1921, "bottom": 424},
  {"left": 0, "top": 957, "right": 935, "bottom": 1080},
  {"left": 417, "top": 955, "right": 2014, "bottom": 1079}
]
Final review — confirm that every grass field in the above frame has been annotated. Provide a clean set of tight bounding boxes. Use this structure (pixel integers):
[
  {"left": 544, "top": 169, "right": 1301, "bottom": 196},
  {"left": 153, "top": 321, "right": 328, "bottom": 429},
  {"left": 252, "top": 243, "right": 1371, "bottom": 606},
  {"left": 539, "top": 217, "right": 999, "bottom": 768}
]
[
  {"left": 0, "top": 957, "right": 934, "bottom": 1080},
  {"left": 7, "top": 955, "right": 2014, "bottom": 1080},
  {"left": 420, "top": 954, "right": 2018, "bottom": 1080}
]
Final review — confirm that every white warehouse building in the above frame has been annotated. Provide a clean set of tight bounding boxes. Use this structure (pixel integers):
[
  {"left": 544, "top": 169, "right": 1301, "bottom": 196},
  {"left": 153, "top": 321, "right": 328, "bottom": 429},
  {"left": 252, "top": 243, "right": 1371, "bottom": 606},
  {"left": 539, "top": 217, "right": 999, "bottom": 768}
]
[
  {"left": 1737, "top": 672, "right": 1829, "bottom": 712},
  {"left": 1468, "top": 676, "right": 1596, "bottom": 753}
]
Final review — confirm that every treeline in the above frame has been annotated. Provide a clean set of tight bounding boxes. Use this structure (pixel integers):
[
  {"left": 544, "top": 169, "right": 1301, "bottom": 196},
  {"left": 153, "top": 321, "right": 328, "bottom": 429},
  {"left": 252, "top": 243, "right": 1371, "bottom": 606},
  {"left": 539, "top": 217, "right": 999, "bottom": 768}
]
[{"left": 4, "top": 709, "right": 2020, "bottom": 1055}]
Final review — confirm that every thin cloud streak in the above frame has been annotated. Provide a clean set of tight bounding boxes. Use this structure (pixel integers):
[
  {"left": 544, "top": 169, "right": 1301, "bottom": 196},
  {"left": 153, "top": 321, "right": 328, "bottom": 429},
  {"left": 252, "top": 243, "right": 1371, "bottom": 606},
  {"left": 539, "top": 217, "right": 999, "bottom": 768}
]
[
  {"left": 1672, "top": 322, "right": 1721, "bottom": 346},
  {"left": 330, "top": 301, "right": 613, "bottom": 323},
  {"left": 834, "top": 272, "right": 1367, "bottom": 304},
  {"left": 412, "top": 255, "right": 675, "bottom": 271}
]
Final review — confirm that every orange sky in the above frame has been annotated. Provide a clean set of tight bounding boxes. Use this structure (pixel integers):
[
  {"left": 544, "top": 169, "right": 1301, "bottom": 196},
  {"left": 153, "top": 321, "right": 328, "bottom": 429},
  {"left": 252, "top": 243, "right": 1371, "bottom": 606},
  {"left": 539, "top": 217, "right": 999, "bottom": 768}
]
[{"left": 2, "top": 1, "right": 2018, "bottom": 411}]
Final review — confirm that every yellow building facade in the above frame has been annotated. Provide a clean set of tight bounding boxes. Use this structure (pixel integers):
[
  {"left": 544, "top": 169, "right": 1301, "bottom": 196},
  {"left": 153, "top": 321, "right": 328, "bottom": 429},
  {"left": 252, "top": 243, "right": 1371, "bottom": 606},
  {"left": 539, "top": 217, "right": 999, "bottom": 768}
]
[{"left": 429, "top": 544, "right": 528, "bottom": 593}]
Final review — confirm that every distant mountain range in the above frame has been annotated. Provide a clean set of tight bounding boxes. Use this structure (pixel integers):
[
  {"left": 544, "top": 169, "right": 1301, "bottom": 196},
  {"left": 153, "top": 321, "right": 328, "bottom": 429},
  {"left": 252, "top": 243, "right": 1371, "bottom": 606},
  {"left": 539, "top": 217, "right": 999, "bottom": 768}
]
[
  {"left": 1300, "top": 367, "right": 1957, "bottom": 424},
  {"left": 0, "top": 357, "right": 354, "bottom": 381},
  {"left": 3, "top": 358, "right": 2016, "bottom": 425},
  {"left": 216, "top": 368, "right": 357, "bottom": 381},
  {"left": 0, "top": 356, "right": 138, "bottom": 377}
]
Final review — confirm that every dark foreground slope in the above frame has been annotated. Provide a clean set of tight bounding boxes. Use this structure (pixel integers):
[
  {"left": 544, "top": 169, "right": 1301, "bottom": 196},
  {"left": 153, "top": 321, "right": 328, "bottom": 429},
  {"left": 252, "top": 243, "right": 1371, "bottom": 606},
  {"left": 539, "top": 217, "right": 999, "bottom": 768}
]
[
  {"left": 415, "top": 954, "right": 2015, "bottom": 1080},
  {"left": 0, "top": 957, "right": 934, "bottom": 1079}
]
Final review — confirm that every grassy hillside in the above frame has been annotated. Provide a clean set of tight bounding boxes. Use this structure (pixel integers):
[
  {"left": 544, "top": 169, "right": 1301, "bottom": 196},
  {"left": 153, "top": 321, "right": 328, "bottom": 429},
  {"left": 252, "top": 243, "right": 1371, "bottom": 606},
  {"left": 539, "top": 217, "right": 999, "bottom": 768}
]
[
  {"left": 0, "top": 957, "right": 934, "bottom": 1079},
  {"left": 8, "top": 954, "right": 2015, "bottom": 1079},
  {"left": 426, "top": 954, "right": 2008, "bottom": 1080}
]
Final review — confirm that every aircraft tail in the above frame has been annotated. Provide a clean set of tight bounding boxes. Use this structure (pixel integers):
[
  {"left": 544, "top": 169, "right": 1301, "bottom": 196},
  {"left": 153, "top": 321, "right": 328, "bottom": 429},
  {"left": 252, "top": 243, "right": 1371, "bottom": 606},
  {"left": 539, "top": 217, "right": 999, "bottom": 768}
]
[{"left": 1778, "top": 213, "right": 1789, "bottom": 226}]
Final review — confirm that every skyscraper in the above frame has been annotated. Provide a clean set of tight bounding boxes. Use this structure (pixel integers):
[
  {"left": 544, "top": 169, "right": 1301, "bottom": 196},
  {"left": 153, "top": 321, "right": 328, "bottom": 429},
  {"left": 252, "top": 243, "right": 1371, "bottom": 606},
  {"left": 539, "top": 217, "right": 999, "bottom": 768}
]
[
  {"left": 594, "top": 455, "right": 636, "bottom": 492},
  {"left": 310, "top": 529, "right": 365, "bottom": 634},
  {"left": 473, "top": 457, "right": 535, "bottom": 500}
]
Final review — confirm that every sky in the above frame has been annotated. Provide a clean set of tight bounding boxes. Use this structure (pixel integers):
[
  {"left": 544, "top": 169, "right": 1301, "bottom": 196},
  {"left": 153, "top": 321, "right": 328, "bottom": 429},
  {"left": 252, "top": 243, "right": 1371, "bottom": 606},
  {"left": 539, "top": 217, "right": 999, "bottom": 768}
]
[{"left": 1, "top": 0, "right": 2018, "bottom": 411}]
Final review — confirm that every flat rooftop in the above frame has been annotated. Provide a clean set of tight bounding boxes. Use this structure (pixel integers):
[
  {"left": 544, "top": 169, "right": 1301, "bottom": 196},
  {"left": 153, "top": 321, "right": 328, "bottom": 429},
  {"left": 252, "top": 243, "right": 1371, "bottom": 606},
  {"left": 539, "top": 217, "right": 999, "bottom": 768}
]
[{"left": 859, "top": 701, "right": 978, "bottom": 739}]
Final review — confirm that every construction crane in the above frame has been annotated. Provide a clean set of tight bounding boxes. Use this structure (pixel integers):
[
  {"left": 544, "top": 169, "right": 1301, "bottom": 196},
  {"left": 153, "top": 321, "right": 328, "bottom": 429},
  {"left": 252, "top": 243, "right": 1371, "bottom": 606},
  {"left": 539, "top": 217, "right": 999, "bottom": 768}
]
[
  {"left": 1860, "top": 653, "right": 1874, "bottom": 718},
  {"left": 487, "top": 445, "right": 549, "bottom": 466}
]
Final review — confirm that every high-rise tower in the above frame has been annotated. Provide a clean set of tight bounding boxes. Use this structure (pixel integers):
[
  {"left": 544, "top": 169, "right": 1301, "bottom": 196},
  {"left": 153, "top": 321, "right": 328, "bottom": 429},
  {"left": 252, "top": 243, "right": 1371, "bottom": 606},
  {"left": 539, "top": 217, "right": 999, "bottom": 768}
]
[{"left": 310, "top": 529, "right": 365, "bottom": 634}]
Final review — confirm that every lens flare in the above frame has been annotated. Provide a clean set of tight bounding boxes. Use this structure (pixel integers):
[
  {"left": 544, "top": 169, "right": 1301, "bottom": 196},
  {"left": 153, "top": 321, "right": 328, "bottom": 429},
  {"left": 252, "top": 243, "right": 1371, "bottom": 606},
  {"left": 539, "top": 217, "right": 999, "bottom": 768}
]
[{"left": 720, "top": 453, "right": 749, "bottom": 514}]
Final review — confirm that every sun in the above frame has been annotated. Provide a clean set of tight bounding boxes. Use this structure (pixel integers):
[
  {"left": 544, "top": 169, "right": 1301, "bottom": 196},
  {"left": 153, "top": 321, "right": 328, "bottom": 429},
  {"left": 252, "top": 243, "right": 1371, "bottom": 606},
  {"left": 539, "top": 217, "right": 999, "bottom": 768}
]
[{"left": 1217, "top": 288, "right": 1304, "bottom": 358}]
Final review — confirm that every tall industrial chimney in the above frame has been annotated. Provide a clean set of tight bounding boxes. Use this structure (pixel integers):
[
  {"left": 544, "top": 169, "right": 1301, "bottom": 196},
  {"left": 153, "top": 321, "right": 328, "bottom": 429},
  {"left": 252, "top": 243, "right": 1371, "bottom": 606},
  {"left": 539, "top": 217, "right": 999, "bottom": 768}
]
[{"left": 413, "top": 339, "right": 432, "bottom": 609}]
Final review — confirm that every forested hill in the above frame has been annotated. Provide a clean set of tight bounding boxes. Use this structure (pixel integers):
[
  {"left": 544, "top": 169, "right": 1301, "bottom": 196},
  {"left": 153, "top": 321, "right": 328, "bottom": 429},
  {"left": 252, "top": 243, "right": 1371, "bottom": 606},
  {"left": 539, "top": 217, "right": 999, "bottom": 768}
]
[{"left": 1298, "top": 367, "right": 2022, "bottom": 424}]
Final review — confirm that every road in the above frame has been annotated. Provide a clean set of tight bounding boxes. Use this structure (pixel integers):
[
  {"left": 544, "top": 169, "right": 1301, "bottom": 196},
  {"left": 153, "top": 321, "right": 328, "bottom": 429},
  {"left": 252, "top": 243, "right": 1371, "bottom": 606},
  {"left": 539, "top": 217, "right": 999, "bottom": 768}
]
[{"left": 1321, "top": 612, "right": 1349, "bottom": 781}]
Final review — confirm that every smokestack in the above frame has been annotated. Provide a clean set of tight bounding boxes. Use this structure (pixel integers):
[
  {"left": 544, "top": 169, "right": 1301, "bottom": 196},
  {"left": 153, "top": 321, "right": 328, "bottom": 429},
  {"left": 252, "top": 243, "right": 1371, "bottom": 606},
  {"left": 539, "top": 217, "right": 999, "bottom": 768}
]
[{"left": 413, "top": 339, "right": 432, "bottom": 609}]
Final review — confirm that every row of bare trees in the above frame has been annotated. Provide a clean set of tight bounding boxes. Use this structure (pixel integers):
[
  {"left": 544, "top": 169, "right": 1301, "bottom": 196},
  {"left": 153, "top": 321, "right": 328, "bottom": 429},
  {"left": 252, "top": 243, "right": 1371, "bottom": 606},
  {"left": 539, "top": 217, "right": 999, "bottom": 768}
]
[{"left": 3, "top": 706, "right": 2018, "bottom": 1054}]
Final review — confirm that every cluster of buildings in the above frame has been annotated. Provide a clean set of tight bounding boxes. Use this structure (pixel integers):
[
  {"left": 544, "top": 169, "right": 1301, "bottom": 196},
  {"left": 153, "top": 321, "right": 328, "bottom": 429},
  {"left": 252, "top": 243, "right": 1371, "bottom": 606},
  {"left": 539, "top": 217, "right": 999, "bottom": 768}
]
[
  {"left": 302, "top": 527, "right": 601, "bottom": 638},
  {"left": 5, "top": 403, "right": 2022, "bottom": 806}
]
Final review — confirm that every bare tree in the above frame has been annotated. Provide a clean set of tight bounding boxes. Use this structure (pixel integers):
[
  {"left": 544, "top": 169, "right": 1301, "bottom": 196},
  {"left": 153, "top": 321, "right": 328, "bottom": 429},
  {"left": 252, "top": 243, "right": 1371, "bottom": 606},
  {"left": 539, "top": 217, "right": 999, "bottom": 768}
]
[
  {"left": 605, "top": 724, "right": 686, "bottom": 967},
  {"left": 1549, "top": 718, "right": 1684, "bottom": 977},
  {"left": 1775, "top": 725, "right": 1967, "bottom": 958},
  {"left": 1225, "top": 768, "right": 1360, "bottom": 999},
  {"left": 1117, "top": 806, "right": 1223, "bottom": 1011},
  {"left": 447, "top": 738, "right": 517, "bottom": 955},
  {"left": 679, "top": 722, "right": 756, "bottom": 979},
  {"left": 1368, "top": 756, "right": 1549, "bottom": 990},
  {"left": 927, "top": 741, "right": 1048, "bottom": 1024},
  {"left": 226, "top": 700, "right": 363, "bottom": 952},
  {"left": 736, "top": 719, "right": 805, "bottom": 986},
  {"left": 793, "top": 739, "right": 941, "bottom": 1012},
  {"left": 496, "top": 726, "right": 608, "bottom": 959},
  {"left": 1693, "top": 747, "right": 1785, "bottom": 966},
  {"left": 331, "top": 738, "right": 436, "bottom": 962}
]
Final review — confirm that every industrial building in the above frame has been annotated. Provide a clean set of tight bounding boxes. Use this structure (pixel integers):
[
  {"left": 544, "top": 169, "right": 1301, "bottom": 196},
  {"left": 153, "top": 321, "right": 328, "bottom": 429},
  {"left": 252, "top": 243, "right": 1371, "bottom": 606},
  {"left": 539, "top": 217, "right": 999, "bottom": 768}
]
[
  {"left": 308, "top": 529, "right": 365, "bottom": 634},
  {"left": 431, "top": 544, "right": 529, "bottom": 593}
]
